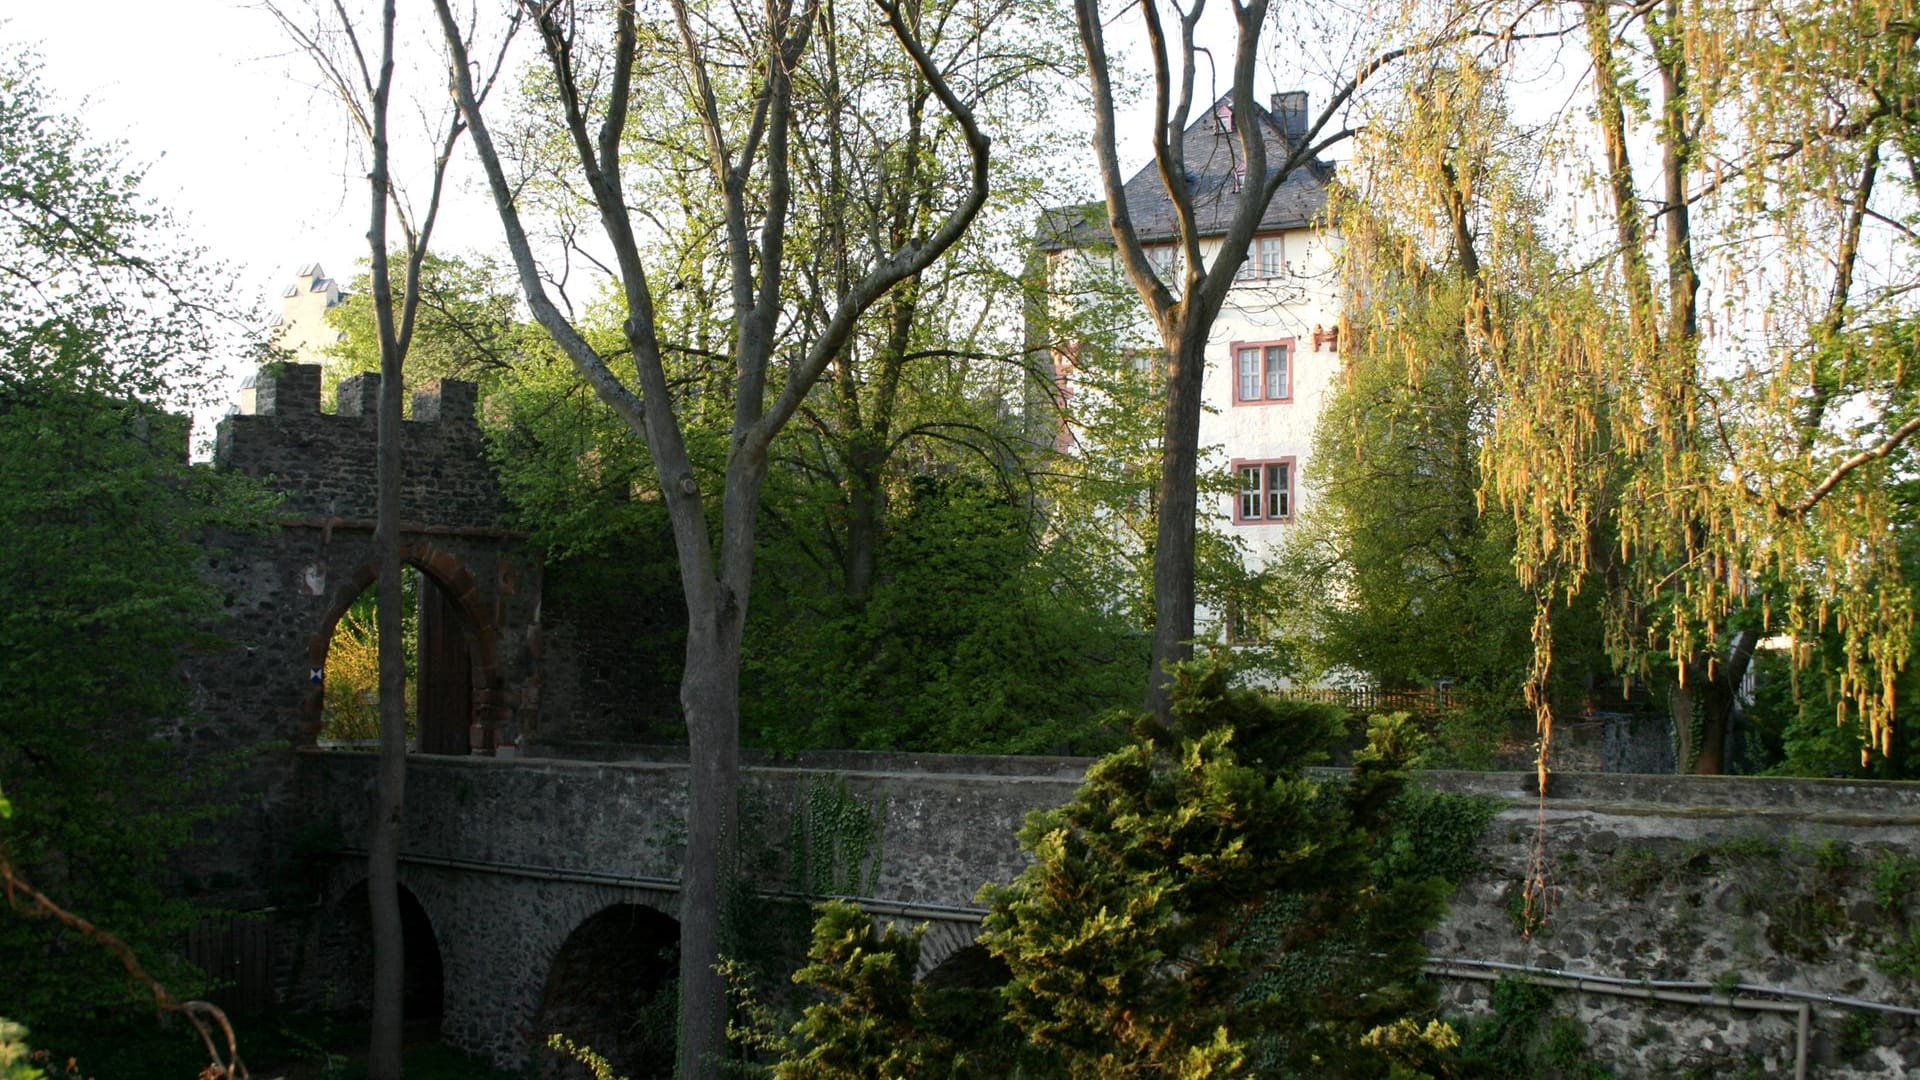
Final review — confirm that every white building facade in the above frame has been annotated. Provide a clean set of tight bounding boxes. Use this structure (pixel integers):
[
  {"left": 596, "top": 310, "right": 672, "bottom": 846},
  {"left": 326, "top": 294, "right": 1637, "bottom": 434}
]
[{"left": 1041, "top": 92, "right": 1342, "bottom": 634}]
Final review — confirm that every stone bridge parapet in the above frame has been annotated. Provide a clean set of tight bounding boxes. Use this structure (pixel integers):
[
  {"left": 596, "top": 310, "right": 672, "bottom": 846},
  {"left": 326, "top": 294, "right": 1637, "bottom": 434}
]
[{"left": 295, "top": 751, "right": 1920, "bottom": 1077}]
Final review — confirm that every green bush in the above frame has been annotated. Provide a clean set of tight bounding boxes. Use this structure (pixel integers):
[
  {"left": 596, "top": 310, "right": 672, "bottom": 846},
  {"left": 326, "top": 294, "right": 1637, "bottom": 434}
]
[
  {"left": 777, "top": 658, "right": 1484, "bottom": 1077},
  {"left": 1453, "top": 977, "right": 1612, "bottom": 1079}
]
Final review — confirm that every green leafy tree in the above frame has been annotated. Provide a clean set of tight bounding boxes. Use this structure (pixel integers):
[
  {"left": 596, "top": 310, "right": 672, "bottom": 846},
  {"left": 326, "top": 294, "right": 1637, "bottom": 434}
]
[
  {"left": 768, "top": 0, "right": 1077, "bottom": 608},
  {"left": 435, "top": 0, "right": 993, "bottom": 1066},
  {"left": 1275, "top": 275, "right": 1534, "bottom": 693},
  {"left": 745, "top": 476, "right": 1143, "bottom": 754},
  {"left": 1748, "top": 482, "right": 1920, "bottom": 778},
  {"left": 1271, "top": 144, "right": 1614, "bottom": 761},
  {"left": 1030, "top": 300, "right": 1254, "bottom": 652},
  {"left": 770, "top": 904, "right": 963, "bottom": 1080},
  {"left": 976, "top": 659, "right": 1461, "bottom": 1076},
  {"left": 321, "top": 251, "right": 533, "bottom": 407},
  {"left": 0, "top": 45, "right": 271, "bottom": 1026},
  {"left": 0, "top": 51, "right": 240, "bottom": 402},
  {"left": 0, "top": 394, "right": 230, "bottom": 1023},
  {"left": 1345, "top": 1, "right": 1920, "bottom": 772}
]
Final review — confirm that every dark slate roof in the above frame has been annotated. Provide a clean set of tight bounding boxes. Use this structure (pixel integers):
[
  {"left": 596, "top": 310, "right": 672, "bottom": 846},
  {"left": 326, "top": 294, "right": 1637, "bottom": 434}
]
[{"left": 1038, "top": 92, "right": 1333, "bottom": 251}]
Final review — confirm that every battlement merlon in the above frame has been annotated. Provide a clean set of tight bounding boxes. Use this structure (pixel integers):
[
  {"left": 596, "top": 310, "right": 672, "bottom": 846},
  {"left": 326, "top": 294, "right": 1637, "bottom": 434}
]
[
  {"left": 216, "top": 364, "right": 486, "bottom": 475},
  {"left": 336, "top": 372, "right": 381, "bottom": 417},
  {"left": 252, "top": 362, "right": 323, "bottom": 416},
  {"left": 213, "top": 363, "right": 503, "bottom": 523},
  {"left": 236, "top": 363, "right": 479, "bottom": 427},
  {"left": 412, "top": 379, "right": 476, "bottom": 425},
  {"left": 334, "top": 372, "right": 477, "bottom": 426}
]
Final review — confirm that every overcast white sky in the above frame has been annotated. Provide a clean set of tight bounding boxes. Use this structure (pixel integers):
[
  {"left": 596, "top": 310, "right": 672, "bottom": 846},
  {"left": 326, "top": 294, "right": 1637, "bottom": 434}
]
[
  {"left": 12, "top": 4, "right": 379, "bottom": 298},
  {"left": 6, "top": 3, "right": 513, "bottom": 400},
  {"left": 6, "top": 3, "right": 1325, "bottom": 406}
]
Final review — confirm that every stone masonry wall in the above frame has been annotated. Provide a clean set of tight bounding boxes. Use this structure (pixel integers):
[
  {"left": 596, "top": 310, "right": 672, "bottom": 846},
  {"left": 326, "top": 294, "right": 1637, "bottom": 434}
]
[
  {"left": 294, "top": 751, "right": 1920, "bottom": 1075},
  {"left": 216, "top": 363, "right": 502, "bottom": 526},
  {"left": 183, "top": 363, "right": 543, "bottom": 901}
]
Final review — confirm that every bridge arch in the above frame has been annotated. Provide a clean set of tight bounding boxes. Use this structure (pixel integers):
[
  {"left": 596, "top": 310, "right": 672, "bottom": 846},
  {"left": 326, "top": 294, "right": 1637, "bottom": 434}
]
[
  {"left": 920, "top": 939, "right": 1005, "bottom": 990},
  {"left": 304, "top": 870, "right": 448, "bottom": 1029},
  {"left": 532, "top": 900, "right": 681, "bottom": 1079},
  {"left": 864, "top": 914, "right": 986, "bottom": 980}
]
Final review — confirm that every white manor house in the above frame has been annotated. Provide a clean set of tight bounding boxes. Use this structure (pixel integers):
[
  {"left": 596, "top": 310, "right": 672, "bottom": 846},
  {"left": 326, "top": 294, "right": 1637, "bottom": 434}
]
[{"left": 1039, "top": 90, "right": 1343, "bottom": 634}]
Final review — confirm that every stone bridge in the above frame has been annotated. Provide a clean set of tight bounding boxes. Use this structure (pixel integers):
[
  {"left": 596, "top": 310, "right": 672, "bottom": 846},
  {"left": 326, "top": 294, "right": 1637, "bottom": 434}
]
[
  {"left": 292, "top": 749, "right": 1920, "bottom": 1078},
  {"left": 187, "top": 362, "right": 1920, "bottom": 1076}
]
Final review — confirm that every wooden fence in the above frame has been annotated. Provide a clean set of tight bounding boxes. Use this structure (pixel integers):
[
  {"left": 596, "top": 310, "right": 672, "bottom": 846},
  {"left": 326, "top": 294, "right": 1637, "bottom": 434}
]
[
  {"left": 185, "top": 912, "right": 278, "bottom": 1015},
  {"left": 1273, "top": 686, "right": 1454, "bottom": 716}
]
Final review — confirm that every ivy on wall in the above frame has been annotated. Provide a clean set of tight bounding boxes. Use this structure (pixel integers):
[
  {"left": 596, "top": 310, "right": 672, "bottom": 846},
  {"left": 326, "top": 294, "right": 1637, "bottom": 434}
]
[{"left": 791, "top": 778, "right": 885, "bottom": 900}]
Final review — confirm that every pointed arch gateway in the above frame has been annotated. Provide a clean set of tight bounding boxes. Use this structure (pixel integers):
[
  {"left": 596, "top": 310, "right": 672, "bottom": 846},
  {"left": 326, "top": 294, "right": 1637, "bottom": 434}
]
[{"left": 305, "top": 538, "right": 503, "bottom": 754}]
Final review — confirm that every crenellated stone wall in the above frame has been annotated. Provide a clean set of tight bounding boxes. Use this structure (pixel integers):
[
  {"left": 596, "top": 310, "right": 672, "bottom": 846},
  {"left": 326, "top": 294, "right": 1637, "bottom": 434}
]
[
  {"left": 217, "top": 365, "right": 500, "bottom": 527},
  {"left": 184, "top": 363, "right": 543, "bottom": 900}
]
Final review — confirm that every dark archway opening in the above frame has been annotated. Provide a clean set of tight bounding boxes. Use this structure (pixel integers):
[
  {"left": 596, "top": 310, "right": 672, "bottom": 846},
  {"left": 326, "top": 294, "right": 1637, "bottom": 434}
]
[
  {"left": 921, "top": 942, "right": 1008, "bottom": 992},
  {"left": 320, "top": 881, "right": 446, "bottom": 1028},
  {"left": 534, "top": 904, "right": 680, "bottom": 1079},
  {"left": 317, "top": 565, "right": 473, "bottom": 755}
]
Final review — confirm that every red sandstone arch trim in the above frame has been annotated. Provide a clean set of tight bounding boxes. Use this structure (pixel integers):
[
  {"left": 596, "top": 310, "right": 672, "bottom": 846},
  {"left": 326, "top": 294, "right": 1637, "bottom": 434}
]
[{"left": 301, "top": 539, "right": 503, "bottom": 750}]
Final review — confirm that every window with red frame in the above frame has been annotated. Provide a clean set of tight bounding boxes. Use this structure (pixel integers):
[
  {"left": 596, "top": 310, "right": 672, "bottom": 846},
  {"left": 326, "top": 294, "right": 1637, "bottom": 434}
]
[
  {"left": 1232, "top": 458, "right": 1293, "bottom": 524},
  {"left": 1233, "top": 341, "right": 1292, "bottom": 404}
]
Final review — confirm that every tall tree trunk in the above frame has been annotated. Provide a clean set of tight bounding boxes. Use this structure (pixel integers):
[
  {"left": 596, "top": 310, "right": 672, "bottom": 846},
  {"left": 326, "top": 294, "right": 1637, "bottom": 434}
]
[
  {"left": 839, "top": 293, "right": 913, "bottom": 602},
  {"left": 1583, "top": 0, "right": 1661, "bottom": 349},
  {"left": 1671, "top": 628, "right": 1759, "bottom": 774},
  {"left": 675, "top": 612, "right": 741, "bottom": 1079},
  {"left": 367, "top": 360, "right": 408, "bottom": 1080},
  {"left": 841, "top": 436, "right": 885, "bottom": 602},
  {"left": 1145, "top": 322, "right": 1208, "bottom": 720},
  {"left": 432, "top": 4, "right": 991, "bottom": 1071},
  {"left": 365, "top": 4, "right": 407, "bottom": 1074}
]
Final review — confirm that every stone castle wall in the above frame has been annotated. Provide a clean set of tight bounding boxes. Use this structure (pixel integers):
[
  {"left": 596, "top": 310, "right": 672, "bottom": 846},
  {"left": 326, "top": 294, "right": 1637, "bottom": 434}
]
[
  {"left": 187, "top": 362, "right": 690, "bottom": 897},
  {"left": 185, "top": 364, "right": 543, "bottom": 899}
]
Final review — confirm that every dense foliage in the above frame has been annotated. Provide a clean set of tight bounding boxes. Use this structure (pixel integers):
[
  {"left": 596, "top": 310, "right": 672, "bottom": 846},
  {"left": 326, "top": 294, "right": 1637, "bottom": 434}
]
[
  {"left": 0, "top": 392, "right": 229, "bottom": 1020},
  {"left": 1747, "top": 481, "right": 1920, "bottom": 777},
  {"left": 775, "top": 659, "right": 1499, "bottom": 1077},
  {"left": 745, "top": 475, "right": 1144, "bottom": 754},
  {"left": 322, "top": 252, "right": 531, "bottom": 408},
  {"left": 1342, "top": 1, "right": 1920, "bottom": 770},
  {"left": 1271, "top": 210, "right": 1614, "bottom": 765},
  {"left": 978, "top": 660, "right": 1461, "bottom": 1076},
  {"left": 0, "top": 45, "right": 269, "bottom": 1024},
  {"left": 1274, "top": 278, "right": 1533, "bottom": 692},
  {"left": 319, "top": 577, "right": 419, "bottom": 743},
  {"left": 0, "top": 54, "right": 240, "bottom": 404}
]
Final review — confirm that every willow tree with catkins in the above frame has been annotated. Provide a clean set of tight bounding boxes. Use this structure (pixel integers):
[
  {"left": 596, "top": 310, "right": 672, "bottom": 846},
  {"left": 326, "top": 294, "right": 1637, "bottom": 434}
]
[{"left": 1338, "top": 0, "right": 1920, "bottom": 776}]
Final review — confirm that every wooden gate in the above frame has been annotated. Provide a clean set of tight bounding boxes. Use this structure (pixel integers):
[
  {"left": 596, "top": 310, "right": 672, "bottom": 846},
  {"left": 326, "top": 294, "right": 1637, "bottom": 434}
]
[{"left": 416, "top": 573, "right": 473, "bottom": 755}]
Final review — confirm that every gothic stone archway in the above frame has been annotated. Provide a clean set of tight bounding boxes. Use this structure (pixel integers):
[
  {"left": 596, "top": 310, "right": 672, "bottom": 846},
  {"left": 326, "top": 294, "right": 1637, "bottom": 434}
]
[
  {"left": 306, "top": 540, "right": 505, "bottom": 755},
  {"left": 185, "top": 363, "right": 544, "bottom": 896}
]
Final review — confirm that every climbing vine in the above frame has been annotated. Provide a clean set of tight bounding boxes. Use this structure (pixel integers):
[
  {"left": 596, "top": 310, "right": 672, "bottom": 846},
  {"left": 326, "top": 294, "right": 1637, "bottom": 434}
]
[{"left": 790, "top": 777, "right": 886, "bottom": 900}]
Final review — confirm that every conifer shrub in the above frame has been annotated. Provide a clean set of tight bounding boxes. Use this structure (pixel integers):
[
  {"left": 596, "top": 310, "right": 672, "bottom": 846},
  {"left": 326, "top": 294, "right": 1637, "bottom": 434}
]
[{"left": 777, "top": 657, "right": 1491, "bottom": 1077}]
